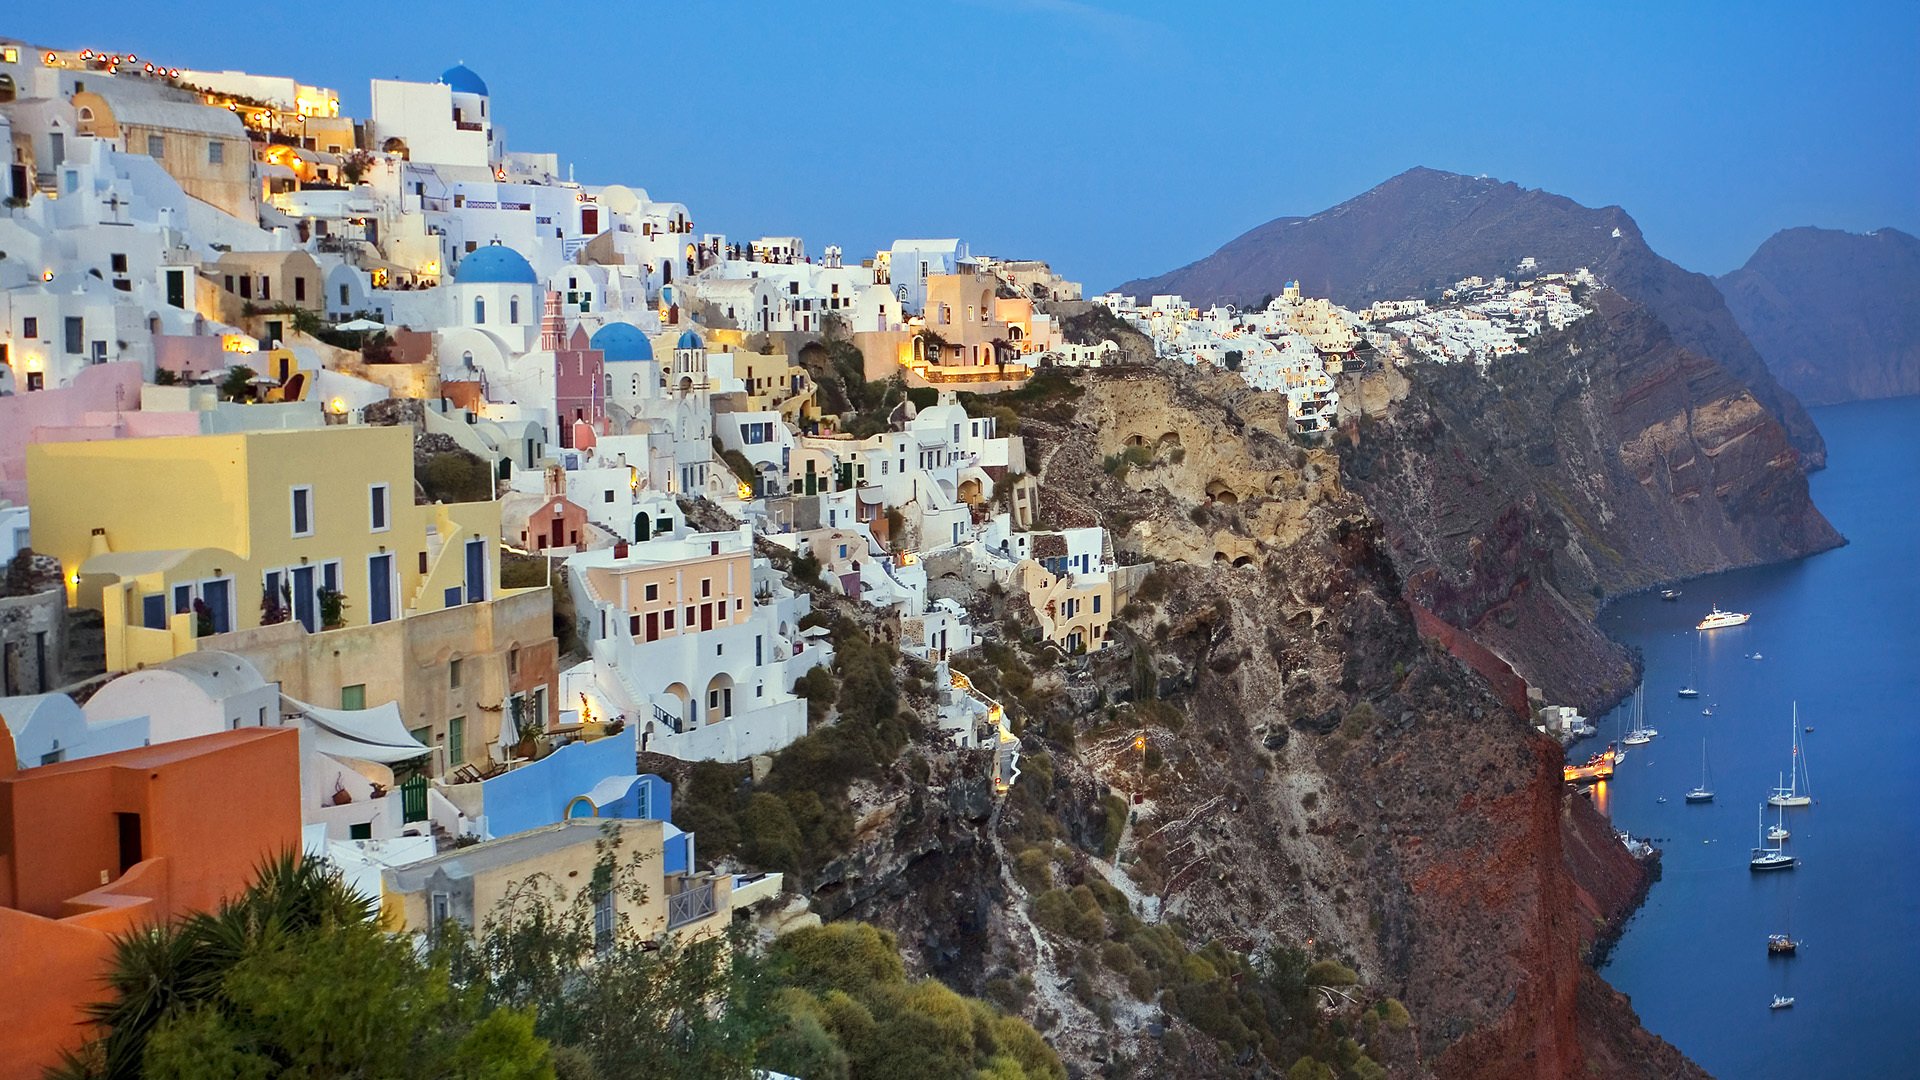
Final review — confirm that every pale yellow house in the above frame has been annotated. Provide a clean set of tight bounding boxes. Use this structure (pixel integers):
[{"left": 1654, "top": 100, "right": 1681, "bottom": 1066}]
[
  {"left": 379, "top": 818, "right": 737, "bottom": 943},
  {"left": 894, "top": 271, "right": 1032, "bottom": 386},
  {"left": 27, "top": 426, "right": 557, "bottom": 772},
  {"left": 73, "top": 87, "right": 254, "bottom": 220},
  {"left": 1016, "top": 545, "right": 1116, "bottom": 655}
]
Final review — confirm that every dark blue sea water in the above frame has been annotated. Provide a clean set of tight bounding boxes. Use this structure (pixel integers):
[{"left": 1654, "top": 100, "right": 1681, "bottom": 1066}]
[{"left": 1592, "top": 396, "right": 1920, "bottom": 1079}]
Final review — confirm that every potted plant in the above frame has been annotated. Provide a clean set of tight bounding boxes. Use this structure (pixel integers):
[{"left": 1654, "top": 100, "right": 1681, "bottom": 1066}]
[{"left": 317, "top": 586, "right": 348, "bottom": 630}]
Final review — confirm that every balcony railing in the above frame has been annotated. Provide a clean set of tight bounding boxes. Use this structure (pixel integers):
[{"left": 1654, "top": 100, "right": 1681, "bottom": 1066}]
[{"left": 665, "top": 881, "right": 717, "bottom": 929}]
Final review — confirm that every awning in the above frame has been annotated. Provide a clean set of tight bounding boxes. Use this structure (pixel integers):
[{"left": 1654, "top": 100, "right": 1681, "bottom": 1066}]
[{"left": 285, "top": 695, "right": 429, "bottom": 763}]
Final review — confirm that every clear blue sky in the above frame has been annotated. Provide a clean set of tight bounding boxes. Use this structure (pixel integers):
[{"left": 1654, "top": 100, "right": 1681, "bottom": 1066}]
[{"left": 16, "top": 1, "right": 1918, "bottom": 288}]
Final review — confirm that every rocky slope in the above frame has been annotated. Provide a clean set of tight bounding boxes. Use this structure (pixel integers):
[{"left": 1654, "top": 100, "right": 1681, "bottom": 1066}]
[
  {"left": 1716, "top": 226, "right": 1920, "bottom": 406},
  {"left": 732, "top": 368, "right": 1707, "bottom": 1078},
  {"left": 1337, "top": 291, "right": 1841, "bottom": 714},
  {"left": 1113, "top": 167, "right": 1826, "bottom": 468}
]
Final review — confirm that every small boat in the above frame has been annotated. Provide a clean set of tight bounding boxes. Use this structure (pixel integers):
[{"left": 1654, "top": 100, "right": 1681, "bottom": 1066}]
[
  {"left": 1768, "top": 823, "right": 1790, "bottom": 841},
  {"left": 1656, "top": 796, "right": 1668, "bottom": 804},
  {"left": 1750, "top": 652, "right": 1764, "bottom": 661},
  {"left": 1677, "top": 685, "right": 1700, "bottom": 698},
  {"left": 1750, "top": 805, "right": 1796, "bottom": 872},
  {"left": 1771, "top": 995, "right": 1795, "bottom": 1010},
  {"left": 1768, "top": 934, "right": 1798, "bottom": 956},
  {"left": 1660, "top": 589, "right": 1681, "bottom": 601},
  {"left": 1701, "top": 706, "right": 1715, "bottom": 717},
  {"left": 1685, "top": 739, "right": 1714, "bottom": 802},
  {"left": 1697, "top": 606, "right": 1752, "bottom": 631},
  {"left": 1768, "top": 704, "right": 1813, "bottom": 808}
]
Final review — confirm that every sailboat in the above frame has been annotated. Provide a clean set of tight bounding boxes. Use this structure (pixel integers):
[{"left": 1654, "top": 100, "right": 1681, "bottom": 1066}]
[
  {"left": 1685, "top": 739, "right": 1714, "bottom": 802},
  {"left": 1768, "top": 820, "right": 1791, "bottom": 842},
  {"left": 1750, "top": 804, "right": 1796, "bottom": 871},
  {"left": 1621, "top": 686, "right": 1657, "bottom": 745},
  {"left": 1768, "top": 703, "right": 1812, "bottom": 808},
  {"left": 1678, "top": 631, "right": 1703, "bottom": 698}
]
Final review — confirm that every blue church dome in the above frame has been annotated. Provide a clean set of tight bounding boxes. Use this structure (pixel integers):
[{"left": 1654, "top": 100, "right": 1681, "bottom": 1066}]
[
  {"left": 590, "top": 322, "right": 654, "bottom": 363},
  {"left": 439, "top": 64, "right": 489, "bottom": 97},
  {"left": 675, "top": 330, "right": 704, "bottom": 351},
  {"left": 453, "top": 244, "right": 537, "bottom": 285}
]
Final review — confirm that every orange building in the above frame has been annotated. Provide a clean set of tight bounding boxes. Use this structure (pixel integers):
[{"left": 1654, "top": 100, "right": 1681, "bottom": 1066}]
[{"left": 0, "top": 726, "right": 301, "bottom": 1077}]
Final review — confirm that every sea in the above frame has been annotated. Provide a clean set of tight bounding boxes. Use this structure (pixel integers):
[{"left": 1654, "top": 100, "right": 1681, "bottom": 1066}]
[{"left": 1586, "top": 395, "right": 1920, "bottom": 1079}]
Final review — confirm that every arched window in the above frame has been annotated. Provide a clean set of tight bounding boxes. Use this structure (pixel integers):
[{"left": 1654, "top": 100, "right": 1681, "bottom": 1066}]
[
  {"left": 1, "top": 75, "right": 21, "bottom": 104},
  {"left": 473, "top": 296, "right": 485, "bottom": 323},
  {"left": 77, "top": 104, "right": 93, "bottom": 122},
  {"left": 509, "top": 295, "right": 520, "bottom": 323}
]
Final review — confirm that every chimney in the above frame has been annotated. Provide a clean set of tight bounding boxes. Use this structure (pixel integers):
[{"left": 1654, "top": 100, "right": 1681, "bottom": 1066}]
[{"left": 613, "top": 541, "right": 629, "bottom": 559}]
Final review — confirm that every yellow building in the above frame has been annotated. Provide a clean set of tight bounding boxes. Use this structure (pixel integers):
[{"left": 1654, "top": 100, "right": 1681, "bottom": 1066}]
[
  {"left": 73, "top": 87, "right": 255, "bottom": 220},
  {"left": 379, "top": 819, "right": 737, "bottom": 943},
  {"left": 27, "top": 426, "right": 557, "bottom": 771},
  {"left": 897, "top": 272, "right": 1032, "bottom": 386},
  {"left": 1017, "top": 550, "right": 1115, "bottom": 655}
]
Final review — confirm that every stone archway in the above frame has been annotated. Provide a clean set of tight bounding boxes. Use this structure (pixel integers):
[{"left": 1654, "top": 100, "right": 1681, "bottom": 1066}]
[{"left": 1206, "top": 480, "right": 1238, "bottom": 505}]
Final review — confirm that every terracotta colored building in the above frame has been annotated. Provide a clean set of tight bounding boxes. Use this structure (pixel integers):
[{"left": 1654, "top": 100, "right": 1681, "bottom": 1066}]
[{"left": 0, "top": 725, "right": 301, "bottom": 1077}]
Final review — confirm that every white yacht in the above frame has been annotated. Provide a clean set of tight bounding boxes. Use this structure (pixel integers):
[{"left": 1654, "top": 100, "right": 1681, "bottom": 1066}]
[
  {"left": 1697, "top": 606, "right": 1751, "bottom": 631},
  {"left": 1750, "top": 805, "right": 1796, "bottom": 872},
  {"left": 1768, "top": 704, "right": 1812, "bottom": 808}
]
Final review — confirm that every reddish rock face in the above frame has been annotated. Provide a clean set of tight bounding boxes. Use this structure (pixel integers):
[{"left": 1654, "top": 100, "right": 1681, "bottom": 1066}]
[{"left": 1340, "top": 292, "right": 1840, "bottom": 715}]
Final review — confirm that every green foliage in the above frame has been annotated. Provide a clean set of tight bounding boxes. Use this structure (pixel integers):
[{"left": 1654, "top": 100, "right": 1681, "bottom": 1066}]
[
  {"left": 1224, "top": 349, "right": 1244, "bottom": 371},
  {"left": 1338, "top": 702, "right": 1377, "bottom": 740},
  {"left": 502, "top": 553, "right": 551, "bottom": 590},
  {"left": 791, "top": 549, "right": 823, "bottom": 586},
  {"left": 1099, "top": 794, "right": 1129, "bottom": 859},
  {"left": 959, "top": 370, "right": 1084, "bottom": 428},
  {"left": 1305, "top": 959, "right": 1358, "bottom": 987},
  {"left": 1375, "top": 997, "right": 1411, "bottom": 1031},
  {"left": 1013, "top": 846, "right": 1055, "bottom": 893},
  {"left": 1028, "top": 887, "right": 1106, "bottom": 944},
  {"left": 420, "top": 450, "right": 494, "bottom": 503},
  {"left": 793, "top": 664, "right": 835, "bottom": 724},
  {"left": 219, "top": 365, "right": 256, "bottom": 402},
  {"left": 61, "top": 852, "right": 552, "bottom": 1080},
  {"left": 766, "top": 925, "right": 1064, "bottom": 1080}
]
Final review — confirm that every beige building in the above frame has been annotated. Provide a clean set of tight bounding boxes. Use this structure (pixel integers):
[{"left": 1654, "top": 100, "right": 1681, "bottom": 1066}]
[
  {"left": 73, "top": 87, "right": 254, "bottom": 220},
  {"left": 1017, "top": 541, "right": 1115, "bottom": 654},
  {"left": 379, "top": 818, "right": 736, "bottom": 944},
  {"left": 27, "top": 426, "right": 557, "bottom": 773},
  {"left": 211, "top": 249, "right": 326, "bottom": 314}
]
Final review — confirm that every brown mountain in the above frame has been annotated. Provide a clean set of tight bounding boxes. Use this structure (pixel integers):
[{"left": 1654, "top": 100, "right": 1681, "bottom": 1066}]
[
  {"left": 1114, "top": 167, "right": 1827, "bottom": 467},
  {"left": 1716, "top": 226, "right": 1920, "bottom": 406}
]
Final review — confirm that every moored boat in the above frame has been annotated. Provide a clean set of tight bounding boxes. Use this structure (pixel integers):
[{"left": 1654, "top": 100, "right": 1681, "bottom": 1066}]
[
  {"left": 1697, "top": 606, "right": 1751, "bottom": 631},
  {"left": 1770, "top": 995, "right": 1795, "bottom": 1010},
  {"left": 1768, "top": 934, "right": 1797, "bottom": 956}
]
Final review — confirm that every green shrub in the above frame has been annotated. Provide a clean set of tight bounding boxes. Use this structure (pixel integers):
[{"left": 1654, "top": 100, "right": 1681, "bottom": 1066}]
[{"left": 1304, "top": 960, "right": 1357, "bottom": 987}]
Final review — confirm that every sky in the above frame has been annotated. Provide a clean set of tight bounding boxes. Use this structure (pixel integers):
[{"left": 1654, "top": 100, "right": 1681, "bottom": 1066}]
[{"left": 16, "top": 2, "right": 1919, "bottom": 289}]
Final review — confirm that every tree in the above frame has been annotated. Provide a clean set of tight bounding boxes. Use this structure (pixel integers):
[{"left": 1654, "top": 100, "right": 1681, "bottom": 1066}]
[
  {"left": 53, "top": 853, "right": 552, "bottom": 1080},
  {"left": 219, "top": 365, "right": 256, "bottom": 402},
  {"left": 1224, "top": 349, "right": 1244, "bottom": 372}
]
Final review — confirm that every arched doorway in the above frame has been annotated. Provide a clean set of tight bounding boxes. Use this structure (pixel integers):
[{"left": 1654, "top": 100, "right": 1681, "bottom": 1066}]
[
  {"left": 664, "top": 682, "right": 691, "bottom": 729},
  {"left": 704, "top": 674, "right": 734, "bottom": 724}
]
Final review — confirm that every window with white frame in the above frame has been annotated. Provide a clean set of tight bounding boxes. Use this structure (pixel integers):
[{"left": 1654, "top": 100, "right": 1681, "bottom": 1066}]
[
  {"left": 290, "top": 486, "right": 314, "bottom": 537},
  {"left": 369, "top": 484, "right": 390, "bottom": 532}
]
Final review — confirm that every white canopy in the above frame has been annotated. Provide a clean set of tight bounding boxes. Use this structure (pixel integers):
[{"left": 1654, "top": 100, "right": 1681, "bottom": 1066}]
[
  {"left": 336, "top": 317, "right": 387, "bottom": 332},
  {"left": 284, "top": 695, "right": 429, "bottom": 764}
]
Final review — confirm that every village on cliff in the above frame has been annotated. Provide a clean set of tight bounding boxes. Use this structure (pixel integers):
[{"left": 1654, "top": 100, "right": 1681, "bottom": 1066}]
[{"left": 0, "top": 39, "right": 1597, "bottom": 1072}]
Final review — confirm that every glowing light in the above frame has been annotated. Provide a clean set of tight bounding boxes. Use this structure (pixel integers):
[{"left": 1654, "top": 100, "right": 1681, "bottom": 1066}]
[
  {"left": 42, "top": 270, "right": 54, "bottom": 282},
  {"left": 737, "top": 480, "right": 755, "bottom": 500},
  {"left": 328, "top": 396, "right": 348, "bottom": 415},
  {"left": 1134, "top": 735, "right": 1147, "bottom": 752},
  {"left": 45, "top": 52, "right": 57, "bottom": 64},
  {"left": 68, "top": 570, "right": 79, "bottom": 587}
]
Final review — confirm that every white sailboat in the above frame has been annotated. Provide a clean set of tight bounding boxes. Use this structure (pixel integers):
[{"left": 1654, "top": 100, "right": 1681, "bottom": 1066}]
[
  {"left": 1678, "top": 631, "right": 1702, "bottom": 698},
  {"left": 1768, "top": 703, "right": 1812, "bottom": 808},
  {"left": 1750, "top": 804, "right": 1796, "bottom": 871},
  {"left": 1685, "top": 739, "right": 1714, "bottom": 802},
  {"left": 1622, "top": 686, "right": 1657, "bottom": 745}
]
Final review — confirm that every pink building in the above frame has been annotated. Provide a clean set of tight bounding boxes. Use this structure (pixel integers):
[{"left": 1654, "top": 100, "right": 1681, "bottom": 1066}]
[
  {"left": 0, "top": 364, "right": 201, "bottom": 505},
  {"left": 542, "top": 293, "right": 605, "bottom": 449}
]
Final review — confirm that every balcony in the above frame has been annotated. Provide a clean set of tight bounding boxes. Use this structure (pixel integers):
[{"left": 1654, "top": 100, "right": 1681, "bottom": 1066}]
[{"left": 665, "top": 879, "right": 717, "bottom": 929}]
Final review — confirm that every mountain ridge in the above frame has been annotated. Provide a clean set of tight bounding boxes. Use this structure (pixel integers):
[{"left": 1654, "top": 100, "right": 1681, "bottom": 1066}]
[
  {"left": 1113, "top": 167, "right": 1827, "bottom": 468},
  {"left": 1716, "top": 225, "right": 1920, "bottom": 406}
]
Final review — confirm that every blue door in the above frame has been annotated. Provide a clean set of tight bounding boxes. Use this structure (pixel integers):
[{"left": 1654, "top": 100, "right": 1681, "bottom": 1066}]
[
  {"left": 368, "top": 554, "right": 393, "bottom": 624},
  {"left": 292, "top": 565, "right": 316, "bottom": 632},
  {"left": 464, "top": 539, "right": 486, "bottom": 605},
  {"left": 202, "top": 578, "right": 232, "bottom": 634}
]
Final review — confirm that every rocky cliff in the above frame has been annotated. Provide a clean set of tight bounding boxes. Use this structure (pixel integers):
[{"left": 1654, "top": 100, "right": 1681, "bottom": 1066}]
[
  {"left": 1337, "top": 291, "right": 1841, "bottom": 714},
  {"left": 1114, "top": 167, "right": 1826, "bottom": 468},
  {"left": 735, "top": 368, "right": 1707, "bottom": 1078},
  {"left": 1716, "top": 226, "right": 1920, "bottom": 406}
]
